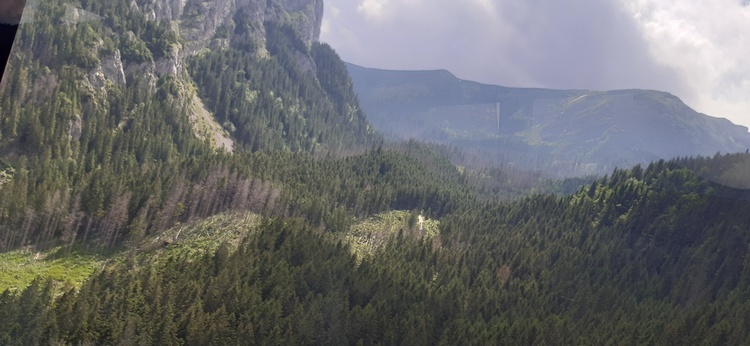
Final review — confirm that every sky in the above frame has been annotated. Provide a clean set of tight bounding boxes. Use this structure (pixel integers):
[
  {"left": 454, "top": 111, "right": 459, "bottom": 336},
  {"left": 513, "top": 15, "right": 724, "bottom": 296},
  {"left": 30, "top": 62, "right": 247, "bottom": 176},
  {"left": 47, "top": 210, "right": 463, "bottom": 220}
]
[{"left": 321, "top": 0, "right": 750, "bottom": 129}]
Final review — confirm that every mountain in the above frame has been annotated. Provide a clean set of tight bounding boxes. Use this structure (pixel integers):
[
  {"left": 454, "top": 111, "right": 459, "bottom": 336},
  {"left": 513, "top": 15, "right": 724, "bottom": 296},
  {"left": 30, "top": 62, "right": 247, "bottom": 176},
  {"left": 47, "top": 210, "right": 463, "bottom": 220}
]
[
  {"left": 4, "top": 0, "right": 750, "bottom": 344},
  {"left": 0, "top": 0, "right": 377, "bottom": 251},
  {"left": 347, "top": 63, "right": 750, "bottom": 176}
]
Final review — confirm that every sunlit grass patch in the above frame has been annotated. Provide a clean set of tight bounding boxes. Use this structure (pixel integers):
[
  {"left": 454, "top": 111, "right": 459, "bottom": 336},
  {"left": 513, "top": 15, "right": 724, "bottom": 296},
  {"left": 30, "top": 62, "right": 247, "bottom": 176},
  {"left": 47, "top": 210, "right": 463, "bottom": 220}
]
[
  {"left": 342, "top": 210, "right": 440, "bottom": 259},
  {"left": 0, "top": 247, "right": 103, "bottom": 293},
  {"left": 134, "top": 211, "right": 261, "bottom": 261},
  {"left": 0, "top": 212, "right": 262, "bottom": 293}
]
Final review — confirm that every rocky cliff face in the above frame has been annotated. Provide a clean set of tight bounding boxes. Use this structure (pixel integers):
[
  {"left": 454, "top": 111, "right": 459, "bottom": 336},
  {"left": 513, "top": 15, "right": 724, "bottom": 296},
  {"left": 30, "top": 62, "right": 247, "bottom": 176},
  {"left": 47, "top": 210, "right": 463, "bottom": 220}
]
[
  {"left": 278, "top": 0, "right": 324, "bottom": 46},
  {"left": 136, "top": 0, "right": 322, "bottom": 151},
  {"left": 70, "top": 0, "right": 325, "bottom": 151},
  {"left": 136, "top": 0, "right": 323, "bottom": 53},
  {"left": 117, "top": 0, "right": 323, "bottom": 90},
  {"left": 88, "top": 49, "right": 126, "bottom": 89},
  {"left": 78, "top": 0, "right": 322, "bottom": 101},
  {"left": 139, "top": 0, "right": 187, "bottom": 21}
]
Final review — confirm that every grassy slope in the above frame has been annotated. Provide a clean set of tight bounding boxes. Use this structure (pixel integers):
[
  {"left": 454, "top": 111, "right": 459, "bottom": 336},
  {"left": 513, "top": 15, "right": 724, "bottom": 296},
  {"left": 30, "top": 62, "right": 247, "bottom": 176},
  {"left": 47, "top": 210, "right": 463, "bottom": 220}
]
[
  {"left": 0, "top": 247, "right": 103, "bottom": 293},
  {"left": 0, "top": 212, "right": 261, "bottom": 292}
]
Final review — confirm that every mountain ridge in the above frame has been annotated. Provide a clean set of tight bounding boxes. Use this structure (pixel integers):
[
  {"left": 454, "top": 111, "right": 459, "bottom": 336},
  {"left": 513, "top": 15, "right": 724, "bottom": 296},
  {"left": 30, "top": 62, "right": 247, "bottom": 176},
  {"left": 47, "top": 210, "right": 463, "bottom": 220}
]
[{"left": 347, "top": 62, "right": 750, "bottom": 176}]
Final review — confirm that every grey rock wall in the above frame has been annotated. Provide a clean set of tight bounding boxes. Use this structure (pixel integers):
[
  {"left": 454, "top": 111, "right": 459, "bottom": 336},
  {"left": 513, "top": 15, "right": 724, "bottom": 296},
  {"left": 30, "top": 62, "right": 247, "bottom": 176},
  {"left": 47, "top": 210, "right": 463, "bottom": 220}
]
[{"left": 140, "top": 0, "right": 323, "bottom": 54}]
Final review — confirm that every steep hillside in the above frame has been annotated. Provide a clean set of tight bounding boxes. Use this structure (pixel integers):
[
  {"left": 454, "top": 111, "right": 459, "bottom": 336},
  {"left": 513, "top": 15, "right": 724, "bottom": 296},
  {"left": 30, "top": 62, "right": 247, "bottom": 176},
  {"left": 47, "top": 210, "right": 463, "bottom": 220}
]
[
  {"left": 0, "top": 0, "right": 377, "bottom": 251},
  {"left": 348, "top": 63, "right": 750, "bottom": 176}
]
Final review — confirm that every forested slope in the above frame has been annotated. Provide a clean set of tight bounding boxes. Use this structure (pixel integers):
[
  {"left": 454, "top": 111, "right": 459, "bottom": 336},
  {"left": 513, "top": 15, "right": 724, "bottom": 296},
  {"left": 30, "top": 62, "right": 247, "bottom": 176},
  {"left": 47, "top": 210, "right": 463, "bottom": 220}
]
[
  {"left": 0, "top": 0, "right": 377, "bottom": 251},
  {"left": 3, "top": 154, "right": 750, "bottom": 344},
  {"left": 189, "top": 24, "right": 374, "bottom": 153}
]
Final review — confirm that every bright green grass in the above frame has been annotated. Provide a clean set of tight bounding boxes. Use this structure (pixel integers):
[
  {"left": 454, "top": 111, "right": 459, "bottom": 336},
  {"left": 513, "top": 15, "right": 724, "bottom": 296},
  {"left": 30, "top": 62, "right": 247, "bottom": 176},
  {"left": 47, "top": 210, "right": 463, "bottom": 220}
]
[
  {"left": 0, "top": 212, "right": 262, "bottom": 293},
  {"left": 135, "top": 211, "right": 261, "bottom": 260},
  {"left": 0, "top": 247, "right": 103, "bottom": 293},
  {"left": 342, "top": 210, "right": 440, "bottom": 259}
]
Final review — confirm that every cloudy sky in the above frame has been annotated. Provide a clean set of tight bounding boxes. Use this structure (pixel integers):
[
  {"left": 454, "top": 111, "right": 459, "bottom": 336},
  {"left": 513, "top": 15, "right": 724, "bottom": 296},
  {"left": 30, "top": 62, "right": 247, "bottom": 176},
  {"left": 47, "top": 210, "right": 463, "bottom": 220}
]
[{"left": 321, "top": 0, "right": 750, "bottom": 128}]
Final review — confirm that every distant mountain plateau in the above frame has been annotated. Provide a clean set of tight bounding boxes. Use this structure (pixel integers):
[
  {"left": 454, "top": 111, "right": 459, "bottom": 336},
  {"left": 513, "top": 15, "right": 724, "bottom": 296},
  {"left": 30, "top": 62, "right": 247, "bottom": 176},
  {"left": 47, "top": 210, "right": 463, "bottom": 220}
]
[{"left": 347, "top": 63, "right": 750, "bottom": 177}]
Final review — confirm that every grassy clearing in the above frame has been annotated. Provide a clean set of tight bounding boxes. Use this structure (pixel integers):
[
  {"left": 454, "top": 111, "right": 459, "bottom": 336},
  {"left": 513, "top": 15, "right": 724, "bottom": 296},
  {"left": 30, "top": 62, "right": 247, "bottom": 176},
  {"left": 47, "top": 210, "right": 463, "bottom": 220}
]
[
  {"left": 0, "top": 212, "right": 262, "bottom": 293},
  {"left": 188, "top": 88, "right": 234, "bottom": 152},
  {"left": 0, "top": 247, "right": 104, "bottom": 293},
  {"left": 341, "top": 210, "right": 440, "bottom": 259},
  {"left": 135, "top": 211, "right": 261, "bottom": 260}
]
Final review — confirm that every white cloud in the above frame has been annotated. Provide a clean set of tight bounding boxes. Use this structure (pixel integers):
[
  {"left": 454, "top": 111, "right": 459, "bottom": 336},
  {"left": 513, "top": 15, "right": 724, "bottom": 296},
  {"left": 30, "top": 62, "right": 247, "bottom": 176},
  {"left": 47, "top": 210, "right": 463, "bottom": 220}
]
[
  {"left": 620, "top": 0, "right": 750, "bottom": 125},
  {"left": 356, "top": 0, "right": 390, "bottom": 20},
  {"left": 329, "top": 5, "right": 341, "bottom": 17},
  {"left": 321, "top": 19, "right": 331, "bottom": 36}
]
